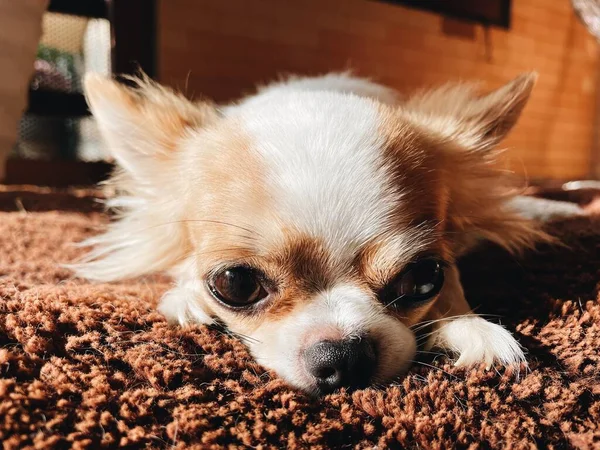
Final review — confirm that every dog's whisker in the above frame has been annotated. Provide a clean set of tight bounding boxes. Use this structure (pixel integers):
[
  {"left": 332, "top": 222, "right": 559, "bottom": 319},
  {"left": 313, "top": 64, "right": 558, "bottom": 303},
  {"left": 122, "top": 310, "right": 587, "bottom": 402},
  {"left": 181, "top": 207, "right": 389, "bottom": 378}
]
[
  {"left": 97, "top": 219, "right": 261, "bottom": 242},
  {"left": 410, "top": 313, "right": 503, "bottom": 332},
  {"left": 410, "top": 360, "right": 460, "bottom": 380},
  {"left": 214, "top": 327, "right": 262, "bottom": 345},
  {"left": 415, "top": 349, "right": 447, "bottom": 356},
  {"left": 171, "top": 219, "right": 263, "bottom": 238},
  {"left": 383, "top": 293, "right": 407, "bottom": 309},
  {"left": 415, "top": 330, "right": 440, "bottom": 343}
]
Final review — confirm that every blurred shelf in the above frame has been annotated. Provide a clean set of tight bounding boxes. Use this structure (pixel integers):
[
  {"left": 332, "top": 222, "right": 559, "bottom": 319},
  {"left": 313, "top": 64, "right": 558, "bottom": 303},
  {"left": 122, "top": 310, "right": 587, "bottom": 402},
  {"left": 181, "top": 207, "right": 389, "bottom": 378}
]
[
  {"left": 26, "top": 90, "right": 90, "bottom": 117},
  {"left": 4, "top": 159, "right": 113, "bottom": 187}
]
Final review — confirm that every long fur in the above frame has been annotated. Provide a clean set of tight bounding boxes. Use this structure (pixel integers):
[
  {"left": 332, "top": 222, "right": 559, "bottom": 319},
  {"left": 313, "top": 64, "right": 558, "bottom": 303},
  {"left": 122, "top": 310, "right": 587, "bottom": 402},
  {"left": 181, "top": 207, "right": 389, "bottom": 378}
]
[
  {"left": 70, "top": 72, "right": 567, "bottom": 392},
  {"left": 73, "top": 73, "right": 548, "bottom": 281},
  {"left": 67, "top": 75, "right": 217, "bottom": 281}
]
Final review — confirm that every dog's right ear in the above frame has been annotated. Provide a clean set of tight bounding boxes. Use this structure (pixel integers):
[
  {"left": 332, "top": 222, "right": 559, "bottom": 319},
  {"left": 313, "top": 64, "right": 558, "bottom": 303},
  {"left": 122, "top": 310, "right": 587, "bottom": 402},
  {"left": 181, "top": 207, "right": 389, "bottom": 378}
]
[{"left": 84, "top": 74, "right": 218, "bottom": 182}]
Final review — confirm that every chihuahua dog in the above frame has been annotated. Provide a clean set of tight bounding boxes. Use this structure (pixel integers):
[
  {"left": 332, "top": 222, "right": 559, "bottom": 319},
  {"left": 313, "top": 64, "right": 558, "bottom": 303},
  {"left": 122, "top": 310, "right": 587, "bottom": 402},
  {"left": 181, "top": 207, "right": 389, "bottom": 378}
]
[{"left": 74, "top": 72, "right": 583, "bottom": 395}]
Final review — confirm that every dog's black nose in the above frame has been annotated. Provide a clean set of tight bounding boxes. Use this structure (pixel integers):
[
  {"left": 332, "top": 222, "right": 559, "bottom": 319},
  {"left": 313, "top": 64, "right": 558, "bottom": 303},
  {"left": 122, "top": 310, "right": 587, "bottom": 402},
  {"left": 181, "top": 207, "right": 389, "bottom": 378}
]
[{"left": 303, "top": 337, "right": 377, "bottom": 394}]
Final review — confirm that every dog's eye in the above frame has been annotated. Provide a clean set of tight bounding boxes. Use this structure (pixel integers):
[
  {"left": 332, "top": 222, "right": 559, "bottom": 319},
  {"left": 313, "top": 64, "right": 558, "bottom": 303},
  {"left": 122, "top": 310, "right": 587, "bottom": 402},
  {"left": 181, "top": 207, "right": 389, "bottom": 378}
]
[
  {"left": 383, "top": 258, "right": 445, "bottom": 307},
  {"left": 208, "top": 267, "right": 268, "bottom": 308}
]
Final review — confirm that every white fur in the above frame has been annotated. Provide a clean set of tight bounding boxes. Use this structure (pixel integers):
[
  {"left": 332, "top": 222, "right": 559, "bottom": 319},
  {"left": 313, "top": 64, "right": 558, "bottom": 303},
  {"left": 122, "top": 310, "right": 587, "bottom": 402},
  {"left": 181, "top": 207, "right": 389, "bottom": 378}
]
[
  {"left": 435, "top": 315, "right": 526, "bottom": 369},
  {"left": 250, "top": 283, "right": 415, "bottom": 390},
  {"left": 253, "top": 72, "right": 400, "bottom": 105},
  {"left": 158, "top": 258, "right": 214, "bottom": 326},
  {"left": 70, "top": 200, "right": 187, "bottom": 281},
  {"left": 75, "top": 72, "right": 570, "bottom": 392},
  {"left": 229, "top": 89, "right": 400, "bottom": 260},
  {"left": 158, "top": 282, "right": 213, "bottom": 326}
]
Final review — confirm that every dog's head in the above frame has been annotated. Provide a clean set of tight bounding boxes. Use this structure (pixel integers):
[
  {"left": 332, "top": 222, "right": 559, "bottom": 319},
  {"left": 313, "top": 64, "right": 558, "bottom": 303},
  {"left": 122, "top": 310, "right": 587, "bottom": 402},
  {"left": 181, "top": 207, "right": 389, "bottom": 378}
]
[{"left": 77, "top": 73, "right": 540, "bottom": 394}]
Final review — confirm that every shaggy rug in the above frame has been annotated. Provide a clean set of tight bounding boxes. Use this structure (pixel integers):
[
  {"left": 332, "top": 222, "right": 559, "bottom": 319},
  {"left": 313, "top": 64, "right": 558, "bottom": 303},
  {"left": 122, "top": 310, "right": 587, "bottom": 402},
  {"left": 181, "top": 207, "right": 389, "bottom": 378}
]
[{"left": 0, "top": 184, "right": 598, "bottom": 449}]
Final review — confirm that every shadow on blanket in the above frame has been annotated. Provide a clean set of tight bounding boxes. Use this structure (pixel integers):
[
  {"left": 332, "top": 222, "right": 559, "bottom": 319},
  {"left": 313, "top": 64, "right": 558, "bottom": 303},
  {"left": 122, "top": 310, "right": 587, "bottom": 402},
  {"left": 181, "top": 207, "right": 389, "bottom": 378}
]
[{"left": 0, "top": 185, "right": 598, "bottom": 449}]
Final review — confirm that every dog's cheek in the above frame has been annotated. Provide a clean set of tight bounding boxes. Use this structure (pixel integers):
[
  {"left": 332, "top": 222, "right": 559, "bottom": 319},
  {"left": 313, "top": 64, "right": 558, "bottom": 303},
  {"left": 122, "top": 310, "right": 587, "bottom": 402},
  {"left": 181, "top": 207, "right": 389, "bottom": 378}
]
[
  {"left": 369, "top": 315, "right": 417, "bottom": 382},
  {"left": 249, "top": 321, "right": 309, "bottom": 389}
]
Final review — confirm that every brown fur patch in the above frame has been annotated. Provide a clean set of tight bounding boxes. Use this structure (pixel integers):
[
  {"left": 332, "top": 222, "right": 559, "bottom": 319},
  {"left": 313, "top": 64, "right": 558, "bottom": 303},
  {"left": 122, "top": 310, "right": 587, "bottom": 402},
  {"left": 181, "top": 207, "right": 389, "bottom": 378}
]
[
  {"left": 356, "top": 236, "right": 449, "bottom": 290},
  {"left": 260, "top": 235, "right": 337, "bottom": 320},
  {"left": 182, "top": 119, "right": 273, "bottom": 270},
  {"left": 375, "top": 97, "right": 546, "bottom": 261},
  {"left": 377, "top": 105, "right": 446, "bottom": 227},
  {"left": 271, "top": 235, "right": 334, "bottom": 293},
  {"left": 344, "top": 105, "right": 453, "bottom": 289}
]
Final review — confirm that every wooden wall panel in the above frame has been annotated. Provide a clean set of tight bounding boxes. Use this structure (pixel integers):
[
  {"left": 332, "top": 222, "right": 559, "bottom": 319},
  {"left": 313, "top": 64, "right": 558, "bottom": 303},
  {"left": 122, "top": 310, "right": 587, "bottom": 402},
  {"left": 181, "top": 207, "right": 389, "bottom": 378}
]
[{"left": 157, "top": 0, "right": 600, "bottom": 180}]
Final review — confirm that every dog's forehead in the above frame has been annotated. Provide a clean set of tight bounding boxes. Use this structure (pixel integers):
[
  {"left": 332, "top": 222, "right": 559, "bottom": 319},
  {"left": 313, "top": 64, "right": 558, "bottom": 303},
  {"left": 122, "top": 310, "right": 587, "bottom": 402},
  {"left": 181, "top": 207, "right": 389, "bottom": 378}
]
[{"left": 229, "top": 91, "right": 441, "bottom": 254}]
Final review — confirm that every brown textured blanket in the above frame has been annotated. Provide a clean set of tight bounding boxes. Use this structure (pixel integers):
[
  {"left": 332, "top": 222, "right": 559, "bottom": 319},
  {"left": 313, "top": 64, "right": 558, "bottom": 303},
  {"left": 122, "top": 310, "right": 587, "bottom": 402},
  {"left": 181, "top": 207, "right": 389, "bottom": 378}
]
[{"left": 0, "top": 185, "right": 599, "bottom": 449}]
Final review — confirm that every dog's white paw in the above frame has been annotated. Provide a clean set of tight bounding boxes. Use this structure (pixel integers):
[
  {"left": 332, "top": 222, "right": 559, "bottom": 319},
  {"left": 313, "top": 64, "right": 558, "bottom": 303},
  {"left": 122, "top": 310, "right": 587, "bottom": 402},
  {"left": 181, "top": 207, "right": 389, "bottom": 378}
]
[
  {"left": 434, "top": 315, "right": 526, "bottom": 370},
  {"left": 158, "top": 283, "right": 213, "bottom": 326}
]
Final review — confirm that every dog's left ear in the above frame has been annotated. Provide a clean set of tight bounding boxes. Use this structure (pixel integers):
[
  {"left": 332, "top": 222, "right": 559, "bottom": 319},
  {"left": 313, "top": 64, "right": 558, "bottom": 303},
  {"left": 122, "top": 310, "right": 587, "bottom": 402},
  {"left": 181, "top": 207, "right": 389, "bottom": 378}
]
[{"left": 406, "top": 73, "right": 537, "bottom": 152}]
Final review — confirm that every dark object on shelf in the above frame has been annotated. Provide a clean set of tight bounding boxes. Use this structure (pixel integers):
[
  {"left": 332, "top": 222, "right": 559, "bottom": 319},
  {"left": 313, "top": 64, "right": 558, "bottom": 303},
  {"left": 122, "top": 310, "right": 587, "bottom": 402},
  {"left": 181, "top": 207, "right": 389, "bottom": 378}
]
[
  {"left": 111, "top": 0, "right": 157, "bottom": 80},
  {"left": 4, "top": 159, "right": 113, "bottom": 187},
  {"left": 526, "top": 180, "right": 600, "bottom": 207},
  {"left": 27, "top": 90, "right": 89, "bottom": 117},
  {"left": 15, "top": 115, "right": 79, "bottom": 161},
  {"left": 48, "top": 0, "right": 108, "bottom": 18},
  {"left": 374, "top": 0, "right": 511, "bottom": 28}
]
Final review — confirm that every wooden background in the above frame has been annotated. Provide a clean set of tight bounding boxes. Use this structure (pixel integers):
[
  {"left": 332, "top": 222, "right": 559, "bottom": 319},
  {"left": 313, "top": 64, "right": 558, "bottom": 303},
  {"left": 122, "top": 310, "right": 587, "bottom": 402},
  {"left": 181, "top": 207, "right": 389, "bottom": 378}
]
[
  {"left": 157, "top": 0, "right": 600, "bottom": 180},
  {"left": 0, "top": 0, "right": 48, "bottom": 180}
]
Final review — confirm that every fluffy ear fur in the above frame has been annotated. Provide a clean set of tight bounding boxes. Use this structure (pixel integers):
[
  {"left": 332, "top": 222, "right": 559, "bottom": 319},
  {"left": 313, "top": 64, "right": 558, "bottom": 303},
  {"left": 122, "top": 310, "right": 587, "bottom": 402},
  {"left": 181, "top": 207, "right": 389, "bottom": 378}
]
[
  {"left": 70, "top": 75, "right": 217, "bottom": 282},
  {"left": 403, "top": 74, "right": 548, "bottom": 255},
  {"left": 405, "top": 73, "right": 537, "bottom": 152},
  {"left": 441, "top": 149, "right": 552, "bottom": 256},
  {"left": 84, "top": 73, "right": 218, "bottom": 182}
]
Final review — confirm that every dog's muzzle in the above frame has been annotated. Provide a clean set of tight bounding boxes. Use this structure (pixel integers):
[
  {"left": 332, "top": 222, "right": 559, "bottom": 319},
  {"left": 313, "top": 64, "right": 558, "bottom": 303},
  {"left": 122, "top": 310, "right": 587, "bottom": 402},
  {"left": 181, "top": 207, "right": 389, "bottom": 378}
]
[{"left": 303, "top": 336, "right": 377, "bottom": 394}]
